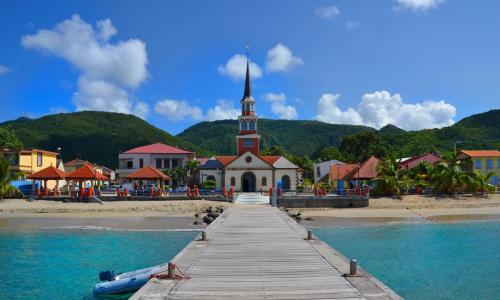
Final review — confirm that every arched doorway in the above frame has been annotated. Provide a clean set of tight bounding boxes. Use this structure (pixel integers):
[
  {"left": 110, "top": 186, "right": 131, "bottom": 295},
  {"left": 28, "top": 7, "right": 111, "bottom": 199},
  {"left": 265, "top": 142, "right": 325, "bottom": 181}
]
[
  {"left": 281, "top": 175, "right": 291, "bottom": 191},
  {"left": 241, "top": 172, "right": 256, "bottom": 192}
]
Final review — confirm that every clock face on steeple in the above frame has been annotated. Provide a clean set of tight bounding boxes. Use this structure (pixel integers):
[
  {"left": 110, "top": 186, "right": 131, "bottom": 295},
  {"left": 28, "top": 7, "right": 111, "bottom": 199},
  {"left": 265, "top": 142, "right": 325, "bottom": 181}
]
[{"left": 236, "top": 60, "right": 260, "bottom": 156}]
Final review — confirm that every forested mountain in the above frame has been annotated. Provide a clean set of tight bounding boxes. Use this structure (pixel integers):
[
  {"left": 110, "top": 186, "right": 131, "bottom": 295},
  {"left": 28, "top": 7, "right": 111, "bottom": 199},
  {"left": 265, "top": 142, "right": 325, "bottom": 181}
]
[
  {"left": 1, "top": 109, "right": 499, "bottom": 168},
  {"left": 0, "top": 111, "right": 203, "bottom": 168}
]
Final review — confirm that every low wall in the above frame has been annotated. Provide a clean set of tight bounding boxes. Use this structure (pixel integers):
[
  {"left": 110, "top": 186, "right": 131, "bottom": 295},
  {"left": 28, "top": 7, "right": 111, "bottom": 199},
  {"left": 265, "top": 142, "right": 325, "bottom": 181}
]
[
  {"left": 279, "top": 195, "right": 369, "bottom": 208},
  {"left": 36, "top": 195, "right": 232, "bottom": 202}
]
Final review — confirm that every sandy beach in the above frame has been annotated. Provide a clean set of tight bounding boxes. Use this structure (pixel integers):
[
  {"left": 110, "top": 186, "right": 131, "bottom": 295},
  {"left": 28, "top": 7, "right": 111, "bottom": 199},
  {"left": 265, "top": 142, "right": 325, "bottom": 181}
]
[
  {"left": 0, "top": 200, "right": 233, "bottom": 230},
  {"left": 2, "top": 194, "right": 500, "bottom": 229}
]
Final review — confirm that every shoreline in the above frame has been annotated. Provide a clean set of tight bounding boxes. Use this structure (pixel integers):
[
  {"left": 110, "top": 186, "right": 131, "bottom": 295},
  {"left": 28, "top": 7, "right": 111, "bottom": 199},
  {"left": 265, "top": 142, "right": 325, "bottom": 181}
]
[{"left": 3, "top": 195, "right": 500, "bottom": 229}]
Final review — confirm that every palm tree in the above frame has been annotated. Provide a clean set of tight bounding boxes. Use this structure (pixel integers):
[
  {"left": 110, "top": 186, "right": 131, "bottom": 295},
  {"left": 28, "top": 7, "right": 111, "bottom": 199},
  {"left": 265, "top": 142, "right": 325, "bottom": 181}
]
[
  {"left": 0, "top": 156, "right": 18, "bottom": 199},
  {"left": 375, "top": 155, "right": 410, "bottom": 198},
  {"left": 471, "top": 172, "right": 495, "bottom": 196},
  {"left": 430, "top": 151, "right": 471, "bottom": 196},
  {"left": 184, "top": 159, "right": 200, "bottom": 185},
  {"left": 171, "top": 167, "right": 186, "bottom": 187},
  {"left": 408, "top": 161, "right": 433, "bottom": 191}
]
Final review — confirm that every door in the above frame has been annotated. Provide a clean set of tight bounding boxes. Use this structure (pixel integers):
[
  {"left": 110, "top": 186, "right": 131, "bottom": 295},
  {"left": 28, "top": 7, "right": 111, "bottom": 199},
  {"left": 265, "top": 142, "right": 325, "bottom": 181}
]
[
  {"left": 281, "top": 175, "right": 291, "bottom": 191},
  {"left": 241, "top": 172, "right": 256, "bottom": 192}
]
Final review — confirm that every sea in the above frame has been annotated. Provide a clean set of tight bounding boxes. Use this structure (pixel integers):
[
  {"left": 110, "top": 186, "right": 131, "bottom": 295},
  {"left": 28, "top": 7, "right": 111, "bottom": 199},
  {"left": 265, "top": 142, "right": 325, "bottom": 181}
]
[
  {"left": 0, "top": 228, "right": 198, "bottom": 299},
  {"left": 313, "top": 221, "right": 500, "bottom": 300}
]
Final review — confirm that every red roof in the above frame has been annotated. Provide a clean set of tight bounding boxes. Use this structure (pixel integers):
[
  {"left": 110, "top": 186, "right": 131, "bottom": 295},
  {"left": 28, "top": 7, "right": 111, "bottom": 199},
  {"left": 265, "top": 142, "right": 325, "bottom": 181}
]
[
  {"left": 27, "top": 166, "right": 67, "bottom": 180},
  {"left": 400, "top": 153, "right": 441, "bottom": 169},
  {"left": 354, "top": 156, "right": 380, "bottom": 179},
  {"left": 260, "top": 156, "right": 281, "bottom": 165},
  {"left": 66, "top": 163, "right": 107, "bottom": 180},
  {"left": 330, "top": 164, "right": 359, "bottom": 180},
  {"left": 214, "top": 156, "right": 238, "bottom": 166},
  {"left": 459, "top": 150, "right": 500, "bottom": 157},
  {"left": 124, "top": 143, "right": 193, "bottom": 154},
  {"left": 126, "top": 166, "right": 169, "bottom": 180}
]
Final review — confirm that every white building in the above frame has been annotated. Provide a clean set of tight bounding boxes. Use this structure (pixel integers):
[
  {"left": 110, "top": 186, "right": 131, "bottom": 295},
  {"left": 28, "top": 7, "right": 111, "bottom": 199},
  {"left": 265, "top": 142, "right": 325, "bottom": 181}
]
[
  {"left": 313, "top": 159, "right": 344, "bottom": 183},
  {"left": 199, "top": 61, "right": 299, "bottom": 192},
  {"left": 117, "top": 143, "right": 195, "bottom": 186}
]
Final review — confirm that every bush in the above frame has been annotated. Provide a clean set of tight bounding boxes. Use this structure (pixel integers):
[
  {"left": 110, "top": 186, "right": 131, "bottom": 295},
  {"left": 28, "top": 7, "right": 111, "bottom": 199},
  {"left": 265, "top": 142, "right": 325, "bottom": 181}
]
[
  {"left": 202, "top": 179, "right": 216, "bottom": 190},
  {"left": 296, "top": 185, "right": 304, "bottom": 192}
]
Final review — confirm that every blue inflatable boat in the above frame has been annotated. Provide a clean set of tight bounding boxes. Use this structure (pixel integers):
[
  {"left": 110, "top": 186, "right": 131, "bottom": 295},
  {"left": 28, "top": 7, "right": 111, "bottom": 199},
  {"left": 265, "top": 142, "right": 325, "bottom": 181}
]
[{"left": 93, "top": 263, "right": 167, "bottom": 295}]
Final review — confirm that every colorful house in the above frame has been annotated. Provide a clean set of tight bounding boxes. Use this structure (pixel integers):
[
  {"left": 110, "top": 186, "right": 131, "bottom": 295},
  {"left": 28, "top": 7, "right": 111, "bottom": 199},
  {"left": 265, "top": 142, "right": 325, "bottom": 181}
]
[
  {"left": 329, "top": 156, "right": 380, "bottom": 191},
  {"left": 0, "top": 148, "right": 61, "bottom": 189},
  {"left": 399, "top": 153, "right": 441, "bottom": 170},
  {"left": 457, "top": 150, "right": 500, "bottom": 185},
  {"left": 313, "top": 159, "right": 344, "bottom": 183}
]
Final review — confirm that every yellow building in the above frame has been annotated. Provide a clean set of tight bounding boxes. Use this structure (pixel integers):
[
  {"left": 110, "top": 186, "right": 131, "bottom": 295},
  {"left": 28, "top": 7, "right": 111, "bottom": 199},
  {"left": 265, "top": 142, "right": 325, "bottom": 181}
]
[
  {"left": 0, "top": 148, "right": 60, "bottom": 188},
  {"left": 458, "top": 150, "right": 500, "bottom": 186}
]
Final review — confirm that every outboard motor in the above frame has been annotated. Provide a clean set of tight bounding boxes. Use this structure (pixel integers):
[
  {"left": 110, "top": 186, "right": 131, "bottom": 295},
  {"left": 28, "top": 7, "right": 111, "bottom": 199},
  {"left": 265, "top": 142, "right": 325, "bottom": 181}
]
[{"left": 99, "top": 270, "right": 115, "bottom": 281}]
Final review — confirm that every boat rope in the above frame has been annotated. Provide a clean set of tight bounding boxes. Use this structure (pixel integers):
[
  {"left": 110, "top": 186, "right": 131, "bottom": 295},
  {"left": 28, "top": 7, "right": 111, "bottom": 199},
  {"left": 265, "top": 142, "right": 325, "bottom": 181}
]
[{"left": 150, "top": 263, "right": 191, "bottom": 280}]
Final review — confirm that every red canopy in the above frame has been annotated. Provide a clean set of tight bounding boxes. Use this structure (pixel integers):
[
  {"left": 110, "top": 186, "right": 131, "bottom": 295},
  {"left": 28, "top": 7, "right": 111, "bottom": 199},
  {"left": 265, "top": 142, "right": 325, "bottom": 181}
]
[
  {"left": 66, "top": 163, "right": 107, "bottom": 181},
  {"left": 126, "top": 166, "right": 169, "bottom": 180},
  {"left": 27, "top": 166, "right": 67, "bottom": 180}
]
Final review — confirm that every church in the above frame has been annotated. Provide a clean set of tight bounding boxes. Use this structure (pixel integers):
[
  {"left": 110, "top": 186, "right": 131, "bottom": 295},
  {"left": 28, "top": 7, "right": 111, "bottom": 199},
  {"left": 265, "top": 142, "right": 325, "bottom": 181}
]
[{"left": 199, "top": 61, "right": 299, "bottom": 192}]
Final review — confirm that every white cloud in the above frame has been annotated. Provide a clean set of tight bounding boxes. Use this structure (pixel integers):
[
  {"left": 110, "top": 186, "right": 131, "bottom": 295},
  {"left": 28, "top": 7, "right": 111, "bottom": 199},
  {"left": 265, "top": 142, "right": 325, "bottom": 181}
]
[
  {"left": 218, "top": 54, "right": 262, "bottom": 80},
  {"left": 266, "top": 44, "right": 303, "bottom": 73},
  {"left": 315, "top": 6, "right": 340, "bottom": 19},
  {"left": 154, "top": 99, "right": 203, "bottom": 122},
  {"left": 346, "top": 21, "right": 360, "bottom": 29},
  {"left": 0, "top": 65, "right": 10, "bottom": 75},
  {"left": 265, "top": 92, "right": 298, "bottom": 120},
  {"left": 315, "top": 93, "right": 364, "bottom": 125},
  {"left": 21, "top": 15, "right": 149, "bottom": 118},
  {"left": 205, "top": 99, "right": 240, "bottom": 121},
  {"left": 315, "top": 91, "right": 456, "bottom": 130},
  {"left": 395, "top": 0, "right": 444, "bottom": 12}
]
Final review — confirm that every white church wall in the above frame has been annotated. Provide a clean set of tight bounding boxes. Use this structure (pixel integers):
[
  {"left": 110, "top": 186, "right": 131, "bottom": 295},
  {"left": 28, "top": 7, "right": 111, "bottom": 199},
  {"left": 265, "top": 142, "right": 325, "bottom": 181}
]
[
  {"left": 224, "top": 169, "right": 273, "bottom": 192},
  {"left": 200, "top": 169, "right": 223, "bottom": 191},
  {"left": 275, "top": 169, "right": 297, "bottom": 190}
]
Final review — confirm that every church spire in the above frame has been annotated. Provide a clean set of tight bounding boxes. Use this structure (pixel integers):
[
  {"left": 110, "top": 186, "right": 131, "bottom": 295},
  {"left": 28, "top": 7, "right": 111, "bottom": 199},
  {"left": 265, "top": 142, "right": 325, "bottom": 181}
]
[{"left": 242, "top": 60, "right": 252, "bottom": 101}]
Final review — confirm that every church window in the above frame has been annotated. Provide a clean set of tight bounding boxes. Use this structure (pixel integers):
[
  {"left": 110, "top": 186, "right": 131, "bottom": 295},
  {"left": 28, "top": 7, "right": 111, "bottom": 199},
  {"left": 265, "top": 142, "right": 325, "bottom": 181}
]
[
  {"left": 249, "top": 120, "right": 255, "bottom": 130},
  {"left": 241, "top": 121, "right": 248, "bottom": 130},
  {"left": 230, "top": 177, "right": 235, "bottom": 186},
  {"left": 244, "top": 139, "right": 253, "bottom": 147},
  {"left": 261, "top": 177, "right": 267, "bottom": 186},
  {"left": 245, "top": 103, "right": 250, "bottom": 112},
  {"left": 206, "top": 175, "right": 215, "bottom": 181}
]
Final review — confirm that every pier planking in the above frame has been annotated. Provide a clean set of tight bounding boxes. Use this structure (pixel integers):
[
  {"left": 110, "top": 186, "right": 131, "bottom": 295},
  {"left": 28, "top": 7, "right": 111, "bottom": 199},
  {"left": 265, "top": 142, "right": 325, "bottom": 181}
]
[{"left": 131, "top": 206, "right": 401, "bottom": 300}]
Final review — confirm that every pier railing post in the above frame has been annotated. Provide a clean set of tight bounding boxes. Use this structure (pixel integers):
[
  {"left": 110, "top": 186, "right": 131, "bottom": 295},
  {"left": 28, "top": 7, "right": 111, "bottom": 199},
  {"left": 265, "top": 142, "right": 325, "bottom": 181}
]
[
  {"left": 307, "top": 230, "right": 313, "bottom": 240},
  {"left": 168, "top": 262, "right": 175, "bottom": 277},
  {"left": 350, "top": 259, "right": 357, "bottom": 275},
  {"left": 201, "top": 231, "right": 207, "bottom": 241}
]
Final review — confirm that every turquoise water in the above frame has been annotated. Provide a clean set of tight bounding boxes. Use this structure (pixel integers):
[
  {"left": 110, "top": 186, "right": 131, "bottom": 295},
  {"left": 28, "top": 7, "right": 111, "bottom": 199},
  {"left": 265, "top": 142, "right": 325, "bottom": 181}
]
[
  {"left": 313, "top": 222, "right": 500, "bottom": 300},
  {"left": 0, "top": 229, "right": 198, "bottom": 299}
]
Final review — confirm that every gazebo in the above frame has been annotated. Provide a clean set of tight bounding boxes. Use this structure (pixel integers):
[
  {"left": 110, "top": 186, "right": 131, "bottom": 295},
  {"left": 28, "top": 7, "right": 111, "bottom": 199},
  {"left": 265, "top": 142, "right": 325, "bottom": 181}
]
[
  {"left": 126, "top": 166, "right": 169, "bottom": 196},
  {"left": 27, "top": 165, "right": 67, "bottom": 196},
  {"left": 65, "top": 163, "right": 108, "bottom": 197}
]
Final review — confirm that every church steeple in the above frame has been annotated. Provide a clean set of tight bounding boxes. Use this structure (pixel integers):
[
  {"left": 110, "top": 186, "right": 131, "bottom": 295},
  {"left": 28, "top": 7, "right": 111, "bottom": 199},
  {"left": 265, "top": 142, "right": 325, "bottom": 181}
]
[
  {"left": 236, "top": 59, "right": 260, "bottom": 156},
  {"left": 242, "top": 60, "right": 252, "bottom": 101}
]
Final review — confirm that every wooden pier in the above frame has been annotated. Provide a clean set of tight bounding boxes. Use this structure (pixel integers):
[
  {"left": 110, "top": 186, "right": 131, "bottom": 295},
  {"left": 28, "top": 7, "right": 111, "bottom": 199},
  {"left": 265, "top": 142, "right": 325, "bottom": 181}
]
[{"left": 131, "top": 206, "right": 401, "bottom": 300}]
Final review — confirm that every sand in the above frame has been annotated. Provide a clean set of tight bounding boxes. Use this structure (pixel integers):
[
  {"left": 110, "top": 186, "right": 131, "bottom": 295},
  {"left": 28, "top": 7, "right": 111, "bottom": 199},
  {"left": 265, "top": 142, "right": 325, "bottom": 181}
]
[{"left": 2, "top": 194, "right": 500, "bottom": 228}]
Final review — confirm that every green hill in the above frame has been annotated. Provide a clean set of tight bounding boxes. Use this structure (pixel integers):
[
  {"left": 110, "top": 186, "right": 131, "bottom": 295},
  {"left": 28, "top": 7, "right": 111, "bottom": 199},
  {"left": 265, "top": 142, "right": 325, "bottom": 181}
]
[
  {"left": 178, "top": 110, "right": 500, "bottom": 159},
  {"left": 177, "top": 119, "right": 375, "bottom": 156},
  {"left": 0, "top": 111, "right": 203, "bottom": 168}
]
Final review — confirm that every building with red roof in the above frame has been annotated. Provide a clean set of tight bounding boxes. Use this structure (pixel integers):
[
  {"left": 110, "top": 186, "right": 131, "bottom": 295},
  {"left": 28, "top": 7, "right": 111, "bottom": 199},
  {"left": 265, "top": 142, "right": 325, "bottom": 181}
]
[
  {"left": 399, "top": 153, "right": 441, "bottom": 170},
  {"left": 458, "top": 150, "right": 500, "bottom": 185},
  {"left": 117, "top": 142, "right": 195, "bottom": 186},
  {"left": 198, "top": 62, "right": 299, "bottom": 192}
]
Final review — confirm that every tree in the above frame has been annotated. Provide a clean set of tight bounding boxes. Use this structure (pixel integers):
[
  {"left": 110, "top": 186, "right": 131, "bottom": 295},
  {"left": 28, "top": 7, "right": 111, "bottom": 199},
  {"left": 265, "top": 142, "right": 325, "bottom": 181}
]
[
  {"left": 407, "top": 161, "right": 433, "bottom": 188},
  {"left": 0, "top": 127, "right": 23, "bottom": 150},
  {"left": 261, "top": 145, "right": 287, "bottom": 156},
  {"left": 317, "top": 146, "right": 345, "bottom": 162},
  {"left": 0, "top": 156, "right": 19, "bottom": 198},
  {"left": 171, "top": 167, "right": 186, "bottom": 187},
  {"left": 374, "top": 154, "right": 410, "bottom": 198},
  {"left": 340, "top": 132, "right": 388, "bottom": 162},
  {"left": 289, "top": 155, "right": 314, "bottom": 181},
  {"left": 470, "top": 172, "right": 495, "bottom": 196},
  {"left": 430, "top": 151, "right": 472, "bottom": 195},
  {"left": 184, "top": 159, "right": 200, "bottom": 185}
]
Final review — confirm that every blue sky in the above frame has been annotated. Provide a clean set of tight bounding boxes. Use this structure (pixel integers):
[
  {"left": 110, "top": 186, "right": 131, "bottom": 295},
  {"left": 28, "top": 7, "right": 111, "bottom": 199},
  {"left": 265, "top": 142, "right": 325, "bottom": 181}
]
[{"left": 0, "top": 0, "right": 499, "bottom": 134}]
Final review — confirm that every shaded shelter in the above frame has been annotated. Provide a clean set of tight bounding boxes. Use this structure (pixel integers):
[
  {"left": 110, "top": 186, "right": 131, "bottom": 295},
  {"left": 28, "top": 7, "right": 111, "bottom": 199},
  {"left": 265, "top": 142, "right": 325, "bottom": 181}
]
[
  {"left": 27, "top": 165, "right": 67, "bottom": 196},
  {"left": 65, "top": 163, "right": 108, "bottom": 196},
  {"left": 126, "top": 166, "right": 169, "bottom": 193}
]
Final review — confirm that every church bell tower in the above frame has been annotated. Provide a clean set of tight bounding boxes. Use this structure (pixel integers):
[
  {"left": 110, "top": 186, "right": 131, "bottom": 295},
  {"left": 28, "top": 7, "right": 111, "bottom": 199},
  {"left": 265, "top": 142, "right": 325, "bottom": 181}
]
[{"left": 236, "top": 61, "right": 260, "bottom": 156}]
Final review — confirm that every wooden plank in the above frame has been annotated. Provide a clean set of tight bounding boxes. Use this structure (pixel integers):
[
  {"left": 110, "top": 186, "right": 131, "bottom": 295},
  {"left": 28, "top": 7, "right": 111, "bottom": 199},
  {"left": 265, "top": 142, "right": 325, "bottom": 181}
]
[{"left": 132, "top": 205, "right": 401, "bottom": 300}]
